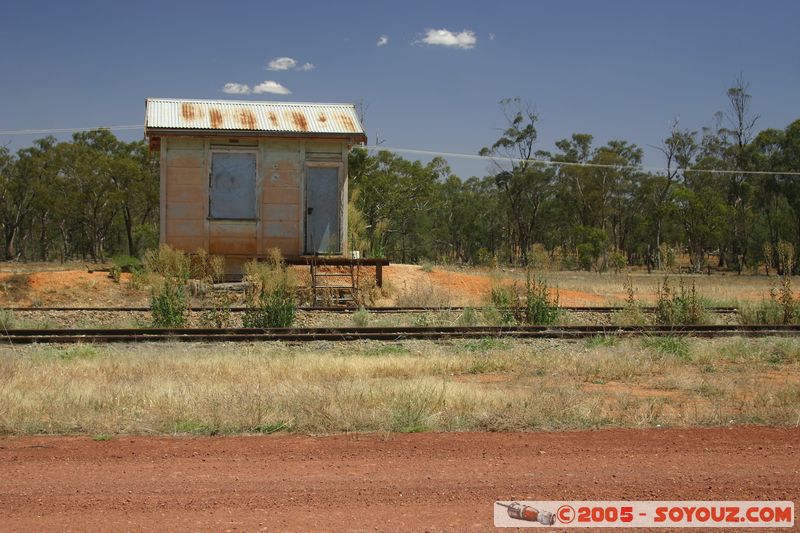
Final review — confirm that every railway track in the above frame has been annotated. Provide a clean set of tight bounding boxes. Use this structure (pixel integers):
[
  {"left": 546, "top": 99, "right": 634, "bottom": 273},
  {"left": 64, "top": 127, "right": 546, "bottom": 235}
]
[
  {"left": 1, "top": 305, "right": 740, "bottom": 313},
  {"left": 0, "top": 324, "right": 796, "bottom": 344}
]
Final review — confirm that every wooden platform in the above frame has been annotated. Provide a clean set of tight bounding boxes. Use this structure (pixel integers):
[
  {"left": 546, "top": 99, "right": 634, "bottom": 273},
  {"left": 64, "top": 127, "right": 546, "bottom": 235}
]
[
  {"left": 287, "top": 257, "right": 389, "bottom": 287},
  {"left": 224, "top": 254, "right": 390, "bottom": 287}
]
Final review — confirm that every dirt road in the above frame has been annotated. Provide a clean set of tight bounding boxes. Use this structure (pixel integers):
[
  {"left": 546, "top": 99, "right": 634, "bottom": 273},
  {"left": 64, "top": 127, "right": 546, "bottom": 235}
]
[{"left": 1, "top": 428, "right": 797, "bottom": 531}]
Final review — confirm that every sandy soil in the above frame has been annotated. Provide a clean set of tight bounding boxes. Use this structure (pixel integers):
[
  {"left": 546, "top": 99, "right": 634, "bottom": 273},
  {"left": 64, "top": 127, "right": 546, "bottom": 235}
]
[{"left": 1, "top": 427, "right": 797, "bottom": 532}]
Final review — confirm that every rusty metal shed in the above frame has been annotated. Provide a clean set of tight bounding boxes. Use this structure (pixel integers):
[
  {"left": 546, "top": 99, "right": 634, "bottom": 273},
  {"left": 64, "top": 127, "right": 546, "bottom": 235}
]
[{"left": 145, "top": 98, "right": 366, "bottom": 271}]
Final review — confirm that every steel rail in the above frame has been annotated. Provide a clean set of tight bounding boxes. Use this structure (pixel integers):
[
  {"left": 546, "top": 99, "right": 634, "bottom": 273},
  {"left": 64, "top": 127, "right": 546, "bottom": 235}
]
[
  {"left": 0, "top": 324, "right": 796, "bottom": 344},
  {"left": 0, "top": 305, "right": 740, "bottom": 313}
]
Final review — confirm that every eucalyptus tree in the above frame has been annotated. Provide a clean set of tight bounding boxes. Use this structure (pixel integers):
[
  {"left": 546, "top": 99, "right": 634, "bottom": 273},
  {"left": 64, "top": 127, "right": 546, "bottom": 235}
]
[{"left": 480, "top": 98, "right": 554, "bottom": 264}]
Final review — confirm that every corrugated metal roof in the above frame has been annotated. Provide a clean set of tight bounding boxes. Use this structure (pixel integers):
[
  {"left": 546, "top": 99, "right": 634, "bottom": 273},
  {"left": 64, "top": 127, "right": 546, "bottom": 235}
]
[{"left": 145, "top": 98, "right": 365, "bottom": 140}]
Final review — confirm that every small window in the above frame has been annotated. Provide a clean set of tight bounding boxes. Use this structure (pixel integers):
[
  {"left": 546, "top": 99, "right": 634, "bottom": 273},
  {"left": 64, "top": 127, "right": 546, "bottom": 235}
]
[{"left": 209, "top": 152, "right": 257, "bottom": 219}]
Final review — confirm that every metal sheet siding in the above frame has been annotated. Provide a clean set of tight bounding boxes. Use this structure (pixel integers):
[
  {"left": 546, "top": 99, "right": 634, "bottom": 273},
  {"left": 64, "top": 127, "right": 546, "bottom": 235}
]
[{"left": 145, "top": 98, "right": 365, "bottom": 138}]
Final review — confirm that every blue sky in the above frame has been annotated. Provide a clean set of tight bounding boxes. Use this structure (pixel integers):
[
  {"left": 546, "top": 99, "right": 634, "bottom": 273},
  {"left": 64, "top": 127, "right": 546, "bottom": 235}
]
[{"left": 1, "top": 0, "right": 798, "bottom": 178}]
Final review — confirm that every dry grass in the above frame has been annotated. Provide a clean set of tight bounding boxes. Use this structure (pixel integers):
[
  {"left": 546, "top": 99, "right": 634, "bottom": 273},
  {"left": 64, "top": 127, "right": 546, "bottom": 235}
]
[
  {"left": 432, "top": 265, "right": 795, "bottom": 307},
  {"left": 392, "top": 278, "right": 455, "bottom": 308},
  {"left": 524, "top": 271, "right": 792, "bottom": 307},
  {"left": 1, "top": 337, "right": 798, "bottom": 436}
]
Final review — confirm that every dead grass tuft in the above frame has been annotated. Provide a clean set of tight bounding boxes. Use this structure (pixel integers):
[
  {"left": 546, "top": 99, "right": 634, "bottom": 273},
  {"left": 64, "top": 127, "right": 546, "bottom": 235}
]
[{"left": 0, "top": 337, "right": 798, "bottom": 435}]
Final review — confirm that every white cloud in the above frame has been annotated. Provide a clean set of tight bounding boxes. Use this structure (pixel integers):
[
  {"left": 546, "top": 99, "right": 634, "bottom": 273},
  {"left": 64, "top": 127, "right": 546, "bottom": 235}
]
[
  {"left": 222, "top": 83, "right": 251, "bottom": 94},
  {"left": 419, "top": 28, "right": 476, "bottom": 49},
  {"left": 253, "top": 81, "right": 291, "bottom": 95},
  {"left": 377, "top": 35, "right": 389, "bottom": 46},
  {"left": 267, "top": 57, "right": 297, "bottom": 71},
  {"left": 489, "top": 33, "right": 495, "bottom": 41},
  {"left": 297, "top": 62, "right": 315, "bottom": 71}
]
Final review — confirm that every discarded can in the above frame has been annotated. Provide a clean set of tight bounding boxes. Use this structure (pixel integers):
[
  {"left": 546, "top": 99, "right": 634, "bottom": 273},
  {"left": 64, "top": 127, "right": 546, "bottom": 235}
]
[{"left": 497, "top": 502, "right": 556, "bottom": 525}]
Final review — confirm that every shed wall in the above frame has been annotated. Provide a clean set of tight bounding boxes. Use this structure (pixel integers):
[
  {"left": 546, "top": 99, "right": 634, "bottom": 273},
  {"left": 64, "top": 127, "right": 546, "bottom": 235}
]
[
  {"left": 163, "top": 138, "right": 206, "bottom": 251},
  {"left": 161, "top": 136, "right": 348, "bottom": 263}
]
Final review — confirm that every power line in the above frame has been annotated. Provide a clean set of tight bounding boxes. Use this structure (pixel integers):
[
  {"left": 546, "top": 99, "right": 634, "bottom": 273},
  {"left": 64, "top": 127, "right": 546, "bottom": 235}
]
[
  {"left": 365, "top": 146, "right": 800, "bottom": 177},
  {"left": 1, "top": 124, "right": 797, "bottom": 177}
]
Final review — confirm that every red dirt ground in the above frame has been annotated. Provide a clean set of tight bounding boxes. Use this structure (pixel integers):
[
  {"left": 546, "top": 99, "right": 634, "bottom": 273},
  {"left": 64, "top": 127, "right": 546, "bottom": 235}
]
[
  {"left": 0, "top": 270, "right": 142, "bottom": 307},
  {"left": 1, "top": 427, "right": 797, "bottom": 532},
  {"left": 388, "top": 265, "right": 607, "bottom": 306},
  {"left": 0, "top": 264, "right": 790, "bottom": 308}
]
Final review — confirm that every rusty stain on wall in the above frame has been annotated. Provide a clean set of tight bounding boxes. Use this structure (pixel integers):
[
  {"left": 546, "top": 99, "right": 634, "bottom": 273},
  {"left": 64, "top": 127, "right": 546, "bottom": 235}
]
[
  {"left": 290, "top": 111, "right": 309, "bottom": 132},
  {"left": 318, "top": 113, "right": 327, "bottom": 123},
  {"left": 268, "top": 111, "right": 279, "bottom": 127}
]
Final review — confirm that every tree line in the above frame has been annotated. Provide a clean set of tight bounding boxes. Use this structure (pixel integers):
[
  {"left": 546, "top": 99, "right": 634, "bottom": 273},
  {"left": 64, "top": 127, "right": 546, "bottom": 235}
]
[
  {"left": 0, "top": 129, "right": 158, "bottom": 262},
  {"left": 349, "top": 80, "right": 800, "bottom": 273},
  {"left": 1, "top": 79, "right": 798, "bottom": 273}
]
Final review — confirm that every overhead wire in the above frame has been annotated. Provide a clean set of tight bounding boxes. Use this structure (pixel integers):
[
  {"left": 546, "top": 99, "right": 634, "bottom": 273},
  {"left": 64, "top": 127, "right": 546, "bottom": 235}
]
[
  {"left": 1, "top": 124, "right": 798, "bottom": 176},
  {"left": 363, "top": 146, "right": 800, "bottom": 177}
]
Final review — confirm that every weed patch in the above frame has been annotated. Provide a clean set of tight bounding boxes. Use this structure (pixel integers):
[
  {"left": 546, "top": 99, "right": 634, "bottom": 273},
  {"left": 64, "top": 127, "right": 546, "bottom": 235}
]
[
  {"left": 352, "top": 308, "right": 370, "bottom": 327},
  {"left": 585, "top": 335, "right": 617, "bottom": 348},
  {"left": 464, "top": 357, "right": 507, "bottom": 374},
  {"left": 459, "top": 337, "right": 510, "bottom": 353},
  {"left": 242, "top": 250, "right": 296, "bottom": 328},
  {"left": 655, "top": 277, "right": 707, "bottom": 325},
  {"left": 642, "top": 336, "right": 690, "bottom": 360}
]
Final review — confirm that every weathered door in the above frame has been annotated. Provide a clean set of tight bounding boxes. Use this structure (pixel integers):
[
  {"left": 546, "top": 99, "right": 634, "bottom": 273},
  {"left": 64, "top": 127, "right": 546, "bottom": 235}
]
[
  {"left": 208, "top": 151, "right": 258, "bottom": 256},
  {"left": 305, "top": 166, "right": 340, "bottom": 254}
]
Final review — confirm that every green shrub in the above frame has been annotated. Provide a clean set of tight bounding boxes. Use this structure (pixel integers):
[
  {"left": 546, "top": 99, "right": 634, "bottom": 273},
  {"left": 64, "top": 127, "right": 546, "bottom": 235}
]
[
  {"left": 352, "top": 307, "right": 370, "bottom": 327},
  {"left": 145, "top": 245, "right": 190, "bottom": 327},
  {"left": 243, "top": 292, "right": 295, "bottom": 328},
  {"left": 487, "top": 271, "right": 559, "bottom": 326},
  {"left": 110, "top": 255, "right": 142, "bottom": 271},
  {"left": 128, "top": 268, "right": 150, "bottom": 291},
  {"left": 613, "top": 276, "right": 648, "bottom": 325},
  {"left": 642, "top": 336, "right": 690, "bottom": 361},
  {"left": 739, "top": 298, "right": 785, "bottom": 325},
  {"left": 109, "top": 265, "right": 122, "bottom": 283},
  {"left": 151, "top": 277, "right": 189, "bottom": 327},
  {"left": 776, "top": 273, "right": 798, "bottom": 325},
  {"left": 489, "top": 285, "right": 517, "bottom": 325},
  {"left": 585, "top": 335, "right": 617, "bottom": 348},
  {"left": 457, "top": 307, "right": 479, "bottom": 326},
  {"left": 654, "top": 277, "right": 706, "bottom": 325},
  {"left": 411, "top": 312, "right": 433, "bottom": 327},
  {"left": 0, "top": 309, "right": 16, "bottom": 330},
  {"left": 519, "top": 271, "right": 559, "bottom": 325},
  {"left": 609, "top": 250, "right": 627, "bottom": 273},
  {"left": 242, "top": 249, "right": 296, "bottom": 328}
]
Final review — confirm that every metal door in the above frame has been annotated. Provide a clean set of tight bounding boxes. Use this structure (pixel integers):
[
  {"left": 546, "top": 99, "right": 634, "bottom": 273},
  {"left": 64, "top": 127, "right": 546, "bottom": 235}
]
[
  {"left": 305, "top": 166, "right": 340, "bottom": 254},
  {"left": 209, "top": 151, "right": 257, "bottom": 219}
]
